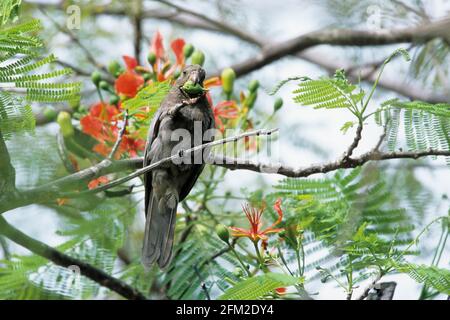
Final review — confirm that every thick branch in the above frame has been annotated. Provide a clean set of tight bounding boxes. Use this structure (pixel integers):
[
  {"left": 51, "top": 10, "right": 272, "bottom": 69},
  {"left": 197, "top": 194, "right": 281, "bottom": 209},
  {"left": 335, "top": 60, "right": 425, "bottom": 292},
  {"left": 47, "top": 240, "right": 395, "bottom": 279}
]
[
  {"left": 210, "top": 17, "right": 450, "bottom": 78},
  {"left": 0, "top": 130, "right": 16, "bottom": 194},
  {"left": 0, "top": 215, "right": 146, "bottom": 300}
]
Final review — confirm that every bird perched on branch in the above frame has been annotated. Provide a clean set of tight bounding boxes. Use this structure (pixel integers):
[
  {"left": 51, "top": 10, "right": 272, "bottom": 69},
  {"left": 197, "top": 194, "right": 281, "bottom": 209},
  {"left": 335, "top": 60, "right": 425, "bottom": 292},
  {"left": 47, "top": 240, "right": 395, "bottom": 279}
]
[{"left": 142, "top": 65, "right": 215, "bottom": 269}]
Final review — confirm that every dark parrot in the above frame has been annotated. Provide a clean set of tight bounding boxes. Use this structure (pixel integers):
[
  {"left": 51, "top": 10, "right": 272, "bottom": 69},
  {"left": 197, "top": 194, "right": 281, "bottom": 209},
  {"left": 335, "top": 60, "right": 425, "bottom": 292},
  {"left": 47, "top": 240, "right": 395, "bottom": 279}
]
[{"left": 142, "top": 65, "right": 215, "bottom": 269}]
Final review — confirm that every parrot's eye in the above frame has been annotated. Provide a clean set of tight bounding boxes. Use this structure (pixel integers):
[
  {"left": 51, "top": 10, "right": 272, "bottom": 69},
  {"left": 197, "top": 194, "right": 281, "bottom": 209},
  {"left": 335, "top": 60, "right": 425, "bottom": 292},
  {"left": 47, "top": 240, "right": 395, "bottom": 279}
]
[{"left": 182, "top": 71, "right": 187, "bottom": 75}]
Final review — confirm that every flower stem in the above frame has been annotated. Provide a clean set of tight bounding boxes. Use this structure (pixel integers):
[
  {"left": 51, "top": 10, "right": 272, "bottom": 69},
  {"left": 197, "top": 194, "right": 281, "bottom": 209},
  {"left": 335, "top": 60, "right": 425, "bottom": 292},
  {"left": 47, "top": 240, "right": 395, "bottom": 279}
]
[{"left": 228, "top": 243, "right": 251, "bottom": 277}]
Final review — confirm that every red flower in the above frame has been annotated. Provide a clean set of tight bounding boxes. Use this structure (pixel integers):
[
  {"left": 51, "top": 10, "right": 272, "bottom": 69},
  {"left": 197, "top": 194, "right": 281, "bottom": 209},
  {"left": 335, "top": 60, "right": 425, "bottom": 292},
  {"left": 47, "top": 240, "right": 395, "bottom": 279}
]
[
  {"left": 230, "top": 198, "right": 284, "bottom": 243},
  {"left": 151, "top": 30, "right": 165, "bottom": 61},
  {"left": 204, "top": 76, "right": 221, "bottom": 89},
  {"left": 115, "top": 71, "right": 144, "bottom": 97},
  {"left": 80, "top": 102, "right": 118, "bottom": 141},
  {"left": 88, "top": 176, "right": 110, "bottom": 189},
  {"left": 206, "top": 93, "right": 239, "bottom": 132},
  {"left": 170, "top": 38, "right": 185, "bottom": 66},
  {"left": 123, "top": 55, "right": 138, "bottom": 70},
  {"left": 275, "top": 287, "right": 287, "bottom": 295}
]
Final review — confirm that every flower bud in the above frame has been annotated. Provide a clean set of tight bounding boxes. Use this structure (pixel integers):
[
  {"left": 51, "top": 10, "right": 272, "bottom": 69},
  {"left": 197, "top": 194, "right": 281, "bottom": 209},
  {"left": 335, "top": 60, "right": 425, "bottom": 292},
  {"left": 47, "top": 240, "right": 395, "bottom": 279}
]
[
  {"left": 245, "top": 91, "right": 257, "bottom": 109},
  {"left": 191, "top": 50, "right": 205, "bottom": 66},
  {"left": 221, "top": 67, "right": 236, "bottom": 95},
  {"left": 273, "top": 97, "right": 283, "bottom": 112},
  {"left": 91, "top": 71, "right": 101, "bottom": 87},
  {"left": 147, "top": 52, "right": 157, "bottom": 65},
  {"left": 248, "top": 79, "right": 259, "bottom": 93},
  {"left": 108, "top": 60, "right": 122, "bottom": 76},
  {"left": 183, "top": 43, "right": 194, "bottom": 58},
  {"left": 57, "top": 111, "right": 74, "bottom": 138},
  {"left": 110, "top": 95, "right": 119, "bottom": 106},
  {"left": 99, "top": 80, "right": 110, "bottom": 91},
  {"left": 43, "top": 106, "right": 57, "bottom": 121},
  {"left": 215, "top": 224, "right": 230, "bottom": 244}
]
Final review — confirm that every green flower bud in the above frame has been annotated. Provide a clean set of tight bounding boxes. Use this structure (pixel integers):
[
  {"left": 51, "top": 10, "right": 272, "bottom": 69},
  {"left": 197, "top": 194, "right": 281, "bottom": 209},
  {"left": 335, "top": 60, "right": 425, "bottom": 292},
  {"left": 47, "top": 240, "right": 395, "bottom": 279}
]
[
  {"left": 274, "top": 97, "right": 283, "bottom": 112},
  {"left": 99, "top": 80, "right": 110, "bottom": 91},
  {"left": 221, "top": 67, "right": 236, "bottom": 95},
  {"left": 110, "top": 95, "right": 119, "bottom": 106},
  {"left": 245, "top": 91, "right": 257, "bottom": 109},
  {"left": 143, "top": 72, "right": 152, "bottom": 82},
  {"left": 215, "top": 224, "right": 230, "bottom": 244},
  {"left": 108, "top": 60, "right": 122, "bottom": 76},
  {"left": 91, "top": 71, "right": 102, "bottom": 87},
  {"left": 147, "top": 52, "right": 157, "bottom": 65},
  {"left": 248, "top": 79, "right": 259, "bottom": 93},
  {"left": 183, "top": 43, "right": 194, "bottom": 58},
  {"left": 57, "top": 111, "right": 74, "bottom": 138},
  {"left": 43, "top": 106, "right": 58, "bottom": 121},
  {"left": 191, "top": 49, "right": 205, "bottom": 66},
  {"left": 173, "top": 70, "right": 181, "bottom": 79}
]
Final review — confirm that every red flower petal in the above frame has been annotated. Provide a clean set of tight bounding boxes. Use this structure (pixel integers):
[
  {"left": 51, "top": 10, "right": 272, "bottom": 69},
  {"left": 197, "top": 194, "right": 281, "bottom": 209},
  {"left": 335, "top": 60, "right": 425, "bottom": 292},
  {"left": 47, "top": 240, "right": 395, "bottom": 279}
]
[
  {"left": 123, "top": 55, "right": 138, "bottom": 70},
  {"left": 151, "top": 30, "right": 165, "bottom": 59},
  {"left": 170, "top": 38, "right": 185, "bottom": 65},
  {"left": 204, "top": 77, "right": 222, "bottom": 88},
  {"left": 115, "top": 71, "right": 144, "bottom": 97},
  {"left": 88, "top": 176, "right": 110, "bottom": 190}
]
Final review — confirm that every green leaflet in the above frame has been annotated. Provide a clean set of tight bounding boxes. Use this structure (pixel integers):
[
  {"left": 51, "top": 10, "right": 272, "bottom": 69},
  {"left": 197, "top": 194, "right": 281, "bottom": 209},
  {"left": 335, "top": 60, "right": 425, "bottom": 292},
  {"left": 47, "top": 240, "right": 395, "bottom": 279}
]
[
  {"left": 391, "top": 262, "right": 450, "bottom": 295},
  {"left": 218, "top": 273, "right": 303, "bottom": 300},
  {"left": 377, "top": 99, "right": 450, "bottom": 164},
  {"left": 123, "top": 81, "right": 171, "bottom": 114},
  {"left": 0, "top": 91, "right": 34, "bottom": 139},
  {"left": 292, "top": 70, "right": 363, "bottom": 110},
  {"left": 0, "top": 0, "right": 21, "bottom": 25}
]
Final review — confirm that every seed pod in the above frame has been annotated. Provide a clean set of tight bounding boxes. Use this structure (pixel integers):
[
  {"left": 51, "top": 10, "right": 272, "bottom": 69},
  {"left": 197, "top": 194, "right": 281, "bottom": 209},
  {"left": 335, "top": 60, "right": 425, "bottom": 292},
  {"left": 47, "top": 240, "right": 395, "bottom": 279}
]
[
  {"left": 191, "top": 49, "right": 205, "bottom": 66},
  {"left": 182, "top": 80, "right": 206, "bottom": 95},
  {"left": 57, "top": 111, "right": 74, "bottom": 138},
  {"left": 274, "top": 97, "right": 283, "bottom": 112},
  {"left": 221, "top": 67, "right": 236, "bottom": 95},
  {"left": 183, "top": 43, "right": 194, "bottom": 58},
  {"left": 108, "top": 60, "right": 122, "bottom": 76},
  {"left": 147, "top": 52, "right": 157, "bottom": 65},
  {"left": 91, "top": 71, "right": 101, "bottom": 87},
  {"left": 215, "top": 224, "right": 230, "bottom": 244},
  {"left": 248, "top": 79, "right": 259, "bottom": 93}
]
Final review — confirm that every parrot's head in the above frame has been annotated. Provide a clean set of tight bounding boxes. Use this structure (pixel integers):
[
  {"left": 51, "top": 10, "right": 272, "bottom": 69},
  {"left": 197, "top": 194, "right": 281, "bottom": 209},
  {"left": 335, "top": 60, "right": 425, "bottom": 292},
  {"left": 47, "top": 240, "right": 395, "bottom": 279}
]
[{"left": 177, "top": 64, "right": 207, "bottom": 97}]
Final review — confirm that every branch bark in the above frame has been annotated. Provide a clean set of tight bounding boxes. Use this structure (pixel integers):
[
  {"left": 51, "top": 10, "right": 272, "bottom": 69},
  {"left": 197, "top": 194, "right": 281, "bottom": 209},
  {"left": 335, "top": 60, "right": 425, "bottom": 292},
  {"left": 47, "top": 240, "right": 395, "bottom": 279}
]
[{"left": 0, "top": 215, "right": 146, "bottom": 300}]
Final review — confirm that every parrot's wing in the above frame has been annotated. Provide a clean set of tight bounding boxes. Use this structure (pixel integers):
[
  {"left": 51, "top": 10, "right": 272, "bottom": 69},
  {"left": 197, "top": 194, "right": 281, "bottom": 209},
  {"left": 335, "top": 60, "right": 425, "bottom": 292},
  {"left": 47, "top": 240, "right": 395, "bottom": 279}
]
[
  {"left": 179, "top": 113, "right": 215, "bottom": 201},
  {"left": 143, "top": 106, "right": 164, "bottom": 216}
]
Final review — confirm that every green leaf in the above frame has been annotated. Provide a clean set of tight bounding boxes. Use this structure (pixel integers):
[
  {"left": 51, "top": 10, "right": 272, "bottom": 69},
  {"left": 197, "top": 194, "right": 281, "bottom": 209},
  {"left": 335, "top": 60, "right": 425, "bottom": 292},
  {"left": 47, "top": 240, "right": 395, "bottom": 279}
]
[
  {"left": 123, "top": 81, "right": 170, "bottom": 112},
  {"left": 218, "top": 273, "right": 303, "bottom": 300},
  {"left": 392, "top": 262, "right": 450, "bottom": 295}
]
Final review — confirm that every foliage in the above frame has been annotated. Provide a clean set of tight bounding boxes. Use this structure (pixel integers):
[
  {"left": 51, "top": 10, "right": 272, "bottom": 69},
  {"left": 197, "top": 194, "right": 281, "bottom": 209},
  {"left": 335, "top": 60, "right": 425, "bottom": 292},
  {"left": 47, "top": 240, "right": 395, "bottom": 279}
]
[
  {"left": 0, "top": 10, "right": 80, "bottom": 140},
  {"left": 219, "top": 273, "right": 303, "bottom": 300}
]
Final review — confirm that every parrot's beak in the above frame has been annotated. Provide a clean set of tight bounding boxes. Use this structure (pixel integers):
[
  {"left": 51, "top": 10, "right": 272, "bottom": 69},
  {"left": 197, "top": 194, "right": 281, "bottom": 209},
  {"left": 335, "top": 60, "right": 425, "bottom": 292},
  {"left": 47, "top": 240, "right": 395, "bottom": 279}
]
[{"left": 188, "top": 71, "right": 204, "bottom": 86}]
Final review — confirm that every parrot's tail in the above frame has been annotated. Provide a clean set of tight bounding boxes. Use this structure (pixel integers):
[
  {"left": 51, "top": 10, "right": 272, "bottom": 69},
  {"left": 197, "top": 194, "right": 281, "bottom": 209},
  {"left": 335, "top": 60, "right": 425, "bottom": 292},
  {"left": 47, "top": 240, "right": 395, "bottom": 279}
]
[{"left": 142, "top": 191, "right": 178, "bottom": 269}]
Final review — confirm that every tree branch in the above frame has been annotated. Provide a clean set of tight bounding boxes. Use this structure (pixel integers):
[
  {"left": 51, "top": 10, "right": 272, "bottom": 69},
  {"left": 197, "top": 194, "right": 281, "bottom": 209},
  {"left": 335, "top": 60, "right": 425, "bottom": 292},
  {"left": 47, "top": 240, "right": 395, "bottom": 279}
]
[
  {"left": 2, "top": 127, "right": 449, "bottom": 215},
  {"left": 0, "top": 215, "right": 146, "bottom": 300}
]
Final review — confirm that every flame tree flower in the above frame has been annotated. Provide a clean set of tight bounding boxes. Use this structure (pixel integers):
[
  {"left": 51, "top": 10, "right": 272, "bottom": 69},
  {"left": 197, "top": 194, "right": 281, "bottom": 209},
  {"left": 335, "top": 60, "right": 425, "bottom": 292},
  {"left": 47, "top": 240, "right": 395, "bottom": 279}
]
[
  {"left": 230, "top": 198, "right": 284, "bottom": 271},
  {"left": 230, "top": 198, "right": 284, "bottom": 243}
]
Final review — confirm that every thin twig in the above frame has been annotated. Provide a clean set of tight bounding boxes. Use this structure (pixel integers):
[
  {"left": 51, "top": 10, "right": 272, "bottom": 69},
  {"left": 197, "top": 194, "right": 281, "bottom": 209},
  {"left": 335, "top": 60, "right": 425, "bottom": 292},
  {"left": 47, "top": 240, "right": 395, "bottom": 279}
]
[{"left": 108, "top": 110, "right": 129, "bottom": 160}]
